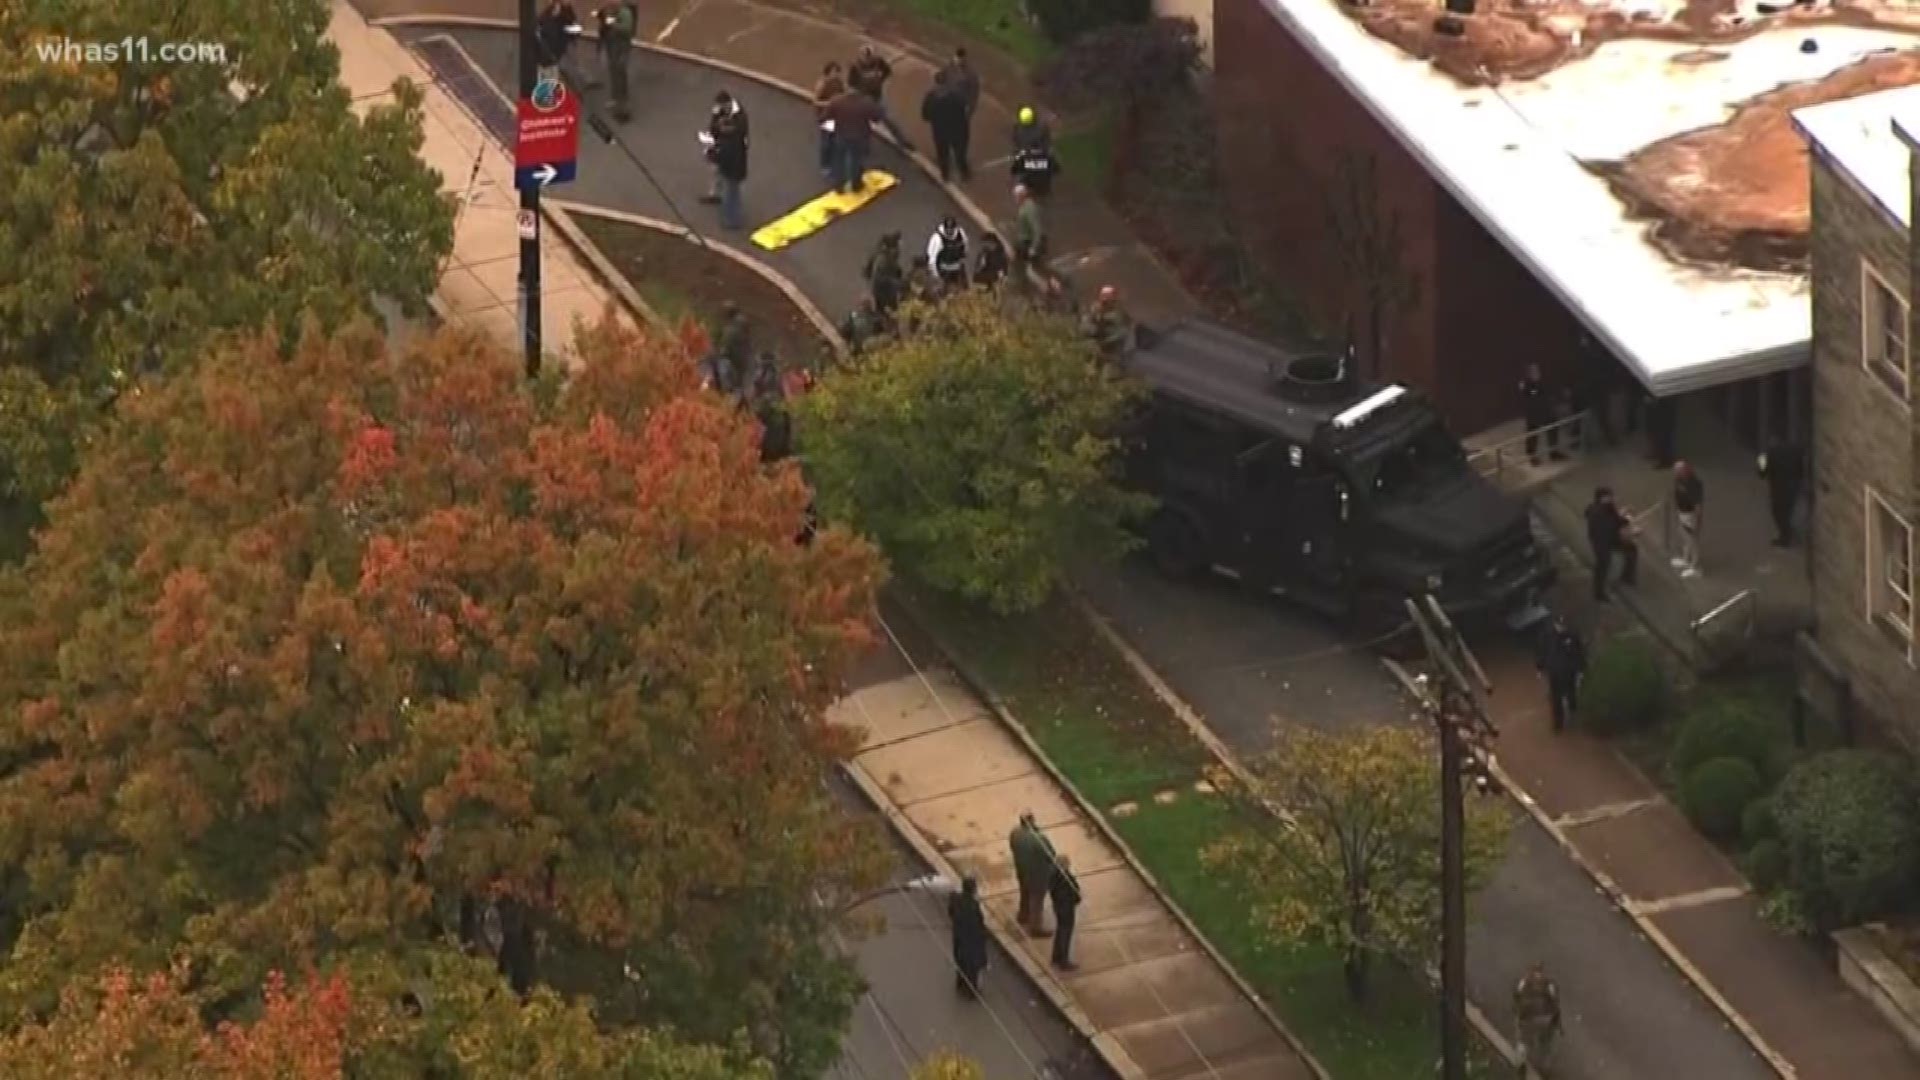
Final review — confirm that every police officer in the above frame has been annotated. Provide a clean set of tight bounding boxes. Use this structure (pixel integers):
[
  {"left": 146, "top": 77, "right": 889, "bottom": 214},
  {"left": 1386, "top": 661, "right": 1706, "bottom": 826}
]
[
  {"left": 927, "top": 216, "right": 969, "bottom": 290},
  {"left": 594, "top": 1, "right": 638, "bottom": 120},
  {"left": 1519, "top": 362, "right": 1560, "bottom": 466},
  {"left": 1513, "top": 964, "right": 1561, "bottom": 1077},
  {"left": 863, "top": 231, "right": 904, "bottom": 316},
  {"left": 1585, "top": 486, "right": 1638, "bottom": 602},
  {"left": 1080, "top": 285, "right": 1134, "bottom": 359},
  {"left": 1010, "top": 136, "right": 1059, "bottom": 201},
  {"left": 1010, "top": 105, "right": 1051, "bottom": 153},
  {"left": 1533, "top": 615, "right": 1585, "bottom": 734},
  {"left": 1759, "top": 433, "right": 1804, "bottom": 547},
  {"left": 840, "top": 296, "right": 885, "bottom": 353}
]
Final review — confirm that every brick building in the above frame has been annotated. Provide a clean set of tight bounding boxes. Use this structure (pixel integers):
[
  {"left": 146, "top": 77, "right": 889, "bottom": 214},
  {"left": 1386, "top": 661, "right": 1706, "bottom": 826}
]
[
  {"left": 1795, "top": 88, "right": 1920, "bottom": 744},
  {"left": 1207, "top": 0, "right": 1920, "bottom": 442}
]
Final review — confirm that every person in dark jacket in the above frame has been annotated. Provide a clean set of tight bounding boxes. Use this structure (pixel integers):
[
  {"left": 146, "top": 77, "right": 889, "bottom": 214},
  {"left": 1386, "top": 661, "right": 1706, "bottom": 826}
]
[
  {"left": 1010, "top": 139, "right": 1059, "bottom": 200},
  {"left": 1759, "top": 435, "right": 1805, "bottom": 547},
  {"left": 921, "top": 70, "right": 971, "bottom": 182},
  {"left": 943, "top": 47, "right": 981, "bottom": 168},
  {"left": 949, "top": 875, "right": 989, "bottom": 998},
  {"left": 536, "top": 0, "right": 582, "bottom": 68},
  {"left": 840, "top": 296, "right": 885, "bottom": 353},
  {"left": 1048, "top": 853, "right": 1082, "bottom": 971},
  {"left": 848, "top": 44, "right": 913, "bottom": 150},
  {"left": 1008, "top": 812, "right": 1054, "bottom": 936},
  {"left": 974, "top": 232, "right": 1009, "bottom": 289},
  {"left": 1011, "top": 105, "right": 1051, "bottom": 153},
  {"left": 812, "top": 61, "right": 846, "bottom": 181},
  {"left": 927, "top": 216, "right": 969, "bottom": 290},
  {"left": 1534, "top": 615, "right": 1586, "bottom": 733},
  {"left": 705, "top": 92, "right": 748, "bottom": 230},
  {"left": 864, "top": 231, "right": 904, "bottom": 316},
  {"left": 1519, "top": 362, "right": 1561, "bottom": 465},
  {"left": 1584, "top": 486, "right": 1638, "bottom": 602},
  {"left": 825, "top": 87, "right": 882, "bottom": 194}
]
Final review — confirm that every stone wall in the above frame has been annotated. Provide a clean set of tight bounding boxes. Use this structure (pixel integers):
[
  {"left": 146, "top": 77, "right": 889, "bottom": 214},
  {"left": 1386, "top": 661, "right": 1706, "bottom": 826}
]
[{"left": 1806, "top": 150, "right": 1920, "bottom": 746}]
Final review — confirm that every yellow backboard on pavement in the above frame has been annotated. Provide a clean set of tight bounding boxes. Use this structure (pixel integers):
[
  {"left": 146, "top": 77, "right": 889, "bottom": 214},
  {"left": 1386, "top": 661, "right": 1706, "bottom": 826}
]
[{"left": 750, "top": 171, "right": 898, "bottom": 251}]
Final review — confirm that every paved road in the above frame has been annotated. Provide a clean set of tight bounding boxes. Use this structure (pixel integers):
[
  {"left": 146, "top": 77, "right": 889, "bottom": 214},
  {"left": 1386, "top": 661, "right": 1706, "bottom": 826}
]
[
  {"left": 830, "top": 772, "right": 1112, "bottom": 1080},
  {"left": 1078, "top": 559, "right": 1772, "bottom": 1080},
  {"left": 409, "top": 26, "right": 975, "bottom": 323}
]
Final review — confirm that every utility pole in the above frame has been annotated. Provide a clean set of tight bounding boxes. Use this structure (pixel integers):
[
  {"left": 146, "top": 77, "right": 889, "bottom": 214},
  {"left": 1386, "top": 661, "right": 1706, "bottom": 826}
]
[
  {"left": 1383, "top": 595, "right": 1497, "bottom": 1080},
  {"left": 517, "top": 0, "right": 543, "bottom": 379}
]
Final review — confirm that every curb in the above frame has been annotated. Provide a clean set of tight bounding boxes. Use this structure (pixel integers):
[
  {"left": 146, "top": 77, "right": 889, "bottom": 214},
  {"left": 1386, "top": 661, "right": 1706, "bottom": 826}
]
[
  {"left": 836, "top": 759, "right": 1150, "bottom": 1080},
  {"left": 883, "top": 593, "right": 1334, "bottom": 1080},
  {"left": 1073, "top": 594, "right": 1524, "bottom": 1070},
  {"left": 548, "top": 199, "right": 849, "bottom": 356}
]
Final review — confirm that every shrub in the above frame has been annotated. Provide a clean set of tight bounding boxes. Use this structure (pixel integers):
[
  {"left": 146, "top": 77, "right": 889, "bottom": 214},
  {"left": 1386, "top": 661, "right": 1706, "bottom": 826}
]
[
  {"left": 1774, "top": 750, "right": 1920, "bottom": 930},
  {"left": 1668, "top": 698, "right": 1789, "bottom": 784},
  {"left": 1033, "top": 18, "right": 1202, "bottom": 115},
  {"left": 1027, "top": 0, "right": 1153, "bottom": 46},
  {"left": 1679, "top": 757, "right": 1763, "bottom": 841},
  {"left": 1743, "top": 839, "right": 1787, "bottom": 891},
  {"left": 1577, "top": 638, "right": 1667, "bottom": 734},
  {"left": 1741, "top": 797, "right": 1777, "bottom": 846}
]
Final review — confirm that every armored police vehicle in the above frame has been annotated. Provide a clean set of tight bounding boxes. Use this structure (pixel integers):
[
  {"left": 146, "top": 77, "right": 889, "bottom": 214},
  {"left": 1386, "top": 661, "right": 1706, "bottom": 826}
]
[{"left": 1122, "top": 320, "right": 1552, "bottom": 637}]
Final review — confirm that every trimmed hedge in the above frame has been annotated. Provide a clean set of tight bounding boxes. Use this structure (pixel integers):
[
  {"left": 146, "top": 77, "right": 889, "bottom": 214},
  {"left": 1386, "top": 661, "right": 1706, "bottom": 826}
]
[
  {"left": 1679, "top": 757, "right": 1763, "bottom": 841},
  {"left": 1774, "top": 750, "right": 1920, "bottom": 930},
  {"left": 1668, "top": 699, "right": 1789, "bottom": 785},
  {"left": 1577, "top": 638, "right": 1667, "bottom": 734},
  {"left": 1027, "top": 0, "right": 1152, "bottom": 45},
  {"left": 1744, "top": 839, "right": 1787, "bottom": 892},
  {"left": 1033, "top": 17, "right": 1201, "bottom": 116},
  {"left": 1741, "top": 797, "right": 1777, "bottom": 847}
]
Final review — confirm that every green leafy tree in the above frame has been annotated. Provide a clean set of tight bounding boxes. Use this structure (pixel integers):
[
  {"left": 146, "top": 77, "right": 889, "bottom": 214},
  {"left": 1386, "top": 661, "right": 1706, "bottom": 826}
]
[
  {"left": 796, "top": 291, "right": 1150, "bottom": 613},
  {"left": 1204, "top": 725, "right": 1511, "bottom": 1002},
  {"left": 0, "top": 317, "right": 886, "bottom": 1075},
  {"left": 0, "top": 0, "right": 453, "bottom": 520}
]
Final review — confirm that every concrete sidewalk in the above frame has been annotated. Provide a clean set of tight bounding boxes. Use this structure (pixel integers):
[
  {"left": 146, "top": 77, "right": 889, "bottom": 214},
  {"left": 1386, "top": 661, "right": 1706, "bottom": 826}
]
[
  {"left": 329, "top": 0, "right": 628, "bottom": 357},
  {"left": 835, "top": 631, "right": 1320, "bottom": 1080},
  {"left": 347, "top": 0, "right": 1201, "bottom": 325}
]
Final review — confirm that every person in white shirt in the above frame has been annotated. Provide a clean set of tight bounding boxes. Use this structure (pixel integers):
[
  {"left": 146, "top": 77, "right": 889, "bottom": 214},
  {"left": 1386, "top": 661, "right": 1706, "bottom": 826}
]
[{"left": 926, "top": 216, "right": 969, "bottom": 291}]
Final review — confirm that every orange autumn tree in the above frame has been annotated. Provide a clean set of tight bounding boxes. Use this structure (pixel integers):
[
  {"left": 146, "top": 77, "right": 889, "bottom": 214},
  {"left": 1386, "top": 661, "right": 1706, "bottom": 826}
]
[{"left": 0, "top": 317, "right": 887, "bottom": 1076}]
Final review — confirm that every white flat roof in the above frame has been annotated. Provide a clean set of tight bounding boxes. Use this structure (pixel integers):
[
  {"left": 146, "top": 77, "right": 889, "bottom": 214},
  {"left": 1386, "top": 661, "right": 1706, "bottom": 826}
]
[
  {"left": 1255, "top": 0, "right": 1920, "bottom": 394},
  {"left": 1794, "top": 84, "right": 1920, "bottom": 229}
]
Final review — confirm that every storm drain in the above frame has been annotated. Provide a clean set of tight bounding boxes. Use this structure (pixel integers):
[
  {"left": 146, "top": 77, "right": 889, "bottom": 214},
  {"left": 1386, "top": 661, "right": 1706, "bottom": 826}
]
[{"left": 408, "top": 35, "right": 516, "bottom": 148}]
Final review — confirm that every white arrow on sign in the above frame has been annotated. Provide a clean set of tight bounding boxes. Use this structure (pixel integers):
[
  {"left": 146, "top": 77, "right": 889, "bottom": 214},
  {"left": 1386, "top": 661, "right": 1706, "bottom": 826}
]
[{"left": 534, "top": 163, "right": 559, "bottom": 186}]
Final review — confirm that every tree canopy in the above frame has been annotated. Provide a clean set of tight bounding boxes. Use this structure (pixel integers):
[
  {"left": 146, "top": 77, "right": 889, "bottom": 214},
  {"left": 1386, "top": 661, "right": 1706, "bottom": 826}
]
[
  {"left": 795, "top": 292, "right": 1150, "bottom": 614},
  {"left": 0, "top": 316, "right": 887, "bottom": 1074},
  {"left": 0, "top": 0, "right": 453, "bottom": 517},
  {"left": 1204, "top": 725, "right": 1510, "bottom": 1001}
]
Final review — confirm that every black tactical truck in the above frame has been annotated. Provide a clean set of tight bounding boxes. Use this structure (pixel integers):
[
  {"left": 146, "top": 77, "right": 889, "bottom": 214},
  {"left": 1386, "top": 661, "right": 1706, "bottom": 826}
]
[{"left": 1120, "top": 320, "right": 1552, "bottom": 636}]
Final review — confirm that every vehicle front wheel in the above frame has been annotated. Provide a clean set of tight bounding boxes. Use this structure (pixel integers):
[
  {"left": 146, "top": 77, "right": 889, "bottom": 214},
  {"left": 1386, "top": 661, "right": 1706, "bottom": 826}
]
[{"left": 1146, "top": 511, "right": 1209, "bottom": 579}]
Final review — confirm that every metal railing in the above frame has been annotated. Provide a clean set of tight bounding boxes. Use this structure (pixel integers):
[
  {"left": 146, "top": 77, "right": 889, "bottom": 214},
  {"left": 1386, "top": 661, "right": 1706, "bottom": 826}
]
[
  {"left": 1466, "top": 411, "right": 1594, "bottom": 485},
  {"left": 1691, "top": 588, "right": 1758, "bottom": 657}
]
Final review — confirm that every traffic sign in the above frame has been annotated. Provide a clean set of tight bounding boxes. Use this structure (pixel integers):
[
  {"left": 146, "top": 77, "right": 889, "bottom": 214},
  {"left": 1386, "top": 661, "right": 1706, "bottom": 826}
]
[
  {"left": 514, "top": 74, "right": 579, "bottom": 191},
  {"left": 516, "top": 209, "right": 537, "bottom": 240}
]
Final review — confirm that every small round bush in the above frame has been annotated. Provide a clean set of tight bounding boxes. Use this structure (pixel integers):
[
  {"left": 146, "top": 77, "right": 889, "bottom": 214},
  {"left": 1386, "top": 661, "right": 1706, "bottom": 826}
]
[
  {"left": 1577, "top": 639, "right": 1668, "bottom": 734},
  {"left": 1679, "top": 757, "right": 1763, "bottom": 840},
  {"left": 1774, "top": 750, "right": 1920, "bottom": 930},
  {"left": 1741, "top": 797, "right": 1777, "bottom": 846},
  {"left": 1744, "top": 839, "right": 1787, "bottom": 892},
  {"left": 1669, "top": 699, "right": 1788, "bottom": 784}
]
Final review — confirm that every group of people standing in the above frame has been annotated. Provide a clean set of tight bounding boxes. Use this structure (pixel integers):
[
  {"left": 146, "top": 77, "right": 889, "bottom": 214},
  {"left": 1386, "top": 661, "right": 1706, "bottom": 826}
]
[{"left": 534, "top": 0, "right": 639, "bottom": 119}]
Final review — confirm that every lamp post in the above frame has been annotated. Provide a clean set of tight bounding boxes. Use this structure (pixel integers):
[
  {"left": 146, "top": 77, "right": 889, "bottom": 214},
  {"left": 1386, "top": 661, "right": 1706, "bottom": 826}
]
[{"left": 517, "top": 0, "right": 543, "bottom": 379}]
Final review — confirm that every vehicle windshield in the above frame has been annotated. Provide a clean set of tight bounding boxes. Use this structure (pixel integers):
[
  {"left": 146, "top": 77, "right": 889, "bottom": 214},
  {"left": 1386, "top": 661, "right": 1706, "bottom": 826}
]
[{"left": 1363, "top": 422, "right": 1466, "bottom": 499}]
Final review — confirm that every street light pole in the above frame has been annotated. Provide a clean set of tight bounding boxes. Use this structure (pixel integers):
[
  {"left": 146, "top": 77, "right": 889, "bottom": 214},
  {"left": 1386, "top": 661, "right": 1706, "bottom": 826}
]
[
  {"left": 517, "top": 0, "right": 543, "bottom": 380},
  {"left": 1384, "top": 595, "right": 1497, "bottom": 1080}
]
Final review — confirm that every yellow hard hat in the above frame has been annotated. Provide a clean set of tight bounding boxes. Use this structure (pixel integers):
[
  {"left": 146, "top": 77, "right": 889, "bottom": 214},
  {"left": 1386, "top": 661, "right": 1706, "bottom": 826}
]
[{"left": 1019, "top": 106, "right": 1035, "bottom": 124}]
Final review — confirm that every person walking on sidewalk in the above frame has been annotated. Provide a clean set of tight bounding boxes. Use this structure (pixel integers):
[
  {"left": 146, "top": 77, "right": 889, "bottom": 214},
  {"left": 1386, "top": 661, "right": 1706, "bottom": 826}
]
[
  {"left": 848, "top": 44, "right": 914, "bottom": 151},
  {"left": 593, "top": 1, "right": 637, "bottom": 120},
  {"left": 943, "top": 47, "right": 981, "bottom": 170},
  {"left": 1671, "top": 460, "right": 1704, "bottom": 578},
  {"left": 1585, "top": 486, "right": 1637, "bottom": 602},
  {"left": 1513, "top": 963, "right": 1562, "bottom": 1076},
  {"left": 1008, "top": 812, "right": 1055, "bottom": 937},
  {"left": 825, "top": 84, "right": 882, "bottom": 194},
  {"left": 949, "top": 875, "right": 989, "bottom": 999},
  {"left": 921, "top": 70, "right": 971, "bottom": 183},
  {"left": 928, "top": 215, "right": 969, "bottom": 291},
  {"left": 1012, "top": 184, "right": 1048, "bottom": 288},
  {"left": 1048, "top": 853, "right": 1082, "bottom": 971},
  {"left": 812, "top": 61, "right": 846, "bottom": 182},
  {"left": 1533, "top": 615, "right": 1585, "bottom": 734},
  {"left": 1759, "top": 433, "right": 1804, "bottom": 547},
  {"left": 705, "top": 94, "right": 749, "bottom": 231}
]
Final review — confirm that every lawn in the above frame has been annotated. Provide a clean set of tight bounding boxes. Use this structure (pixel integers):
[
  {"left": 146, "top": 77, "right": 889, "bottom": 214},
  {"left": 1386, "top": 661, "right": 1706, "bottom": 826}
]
[
  {"left": 885, "top": 0, "right": 1051, "bottom": 67},
  {"left": 1052, "top": 113, "right": 1117, "bottom": 194},
  {"left": 898, "top": 582, "right": 1501, "bottom": 1079}
]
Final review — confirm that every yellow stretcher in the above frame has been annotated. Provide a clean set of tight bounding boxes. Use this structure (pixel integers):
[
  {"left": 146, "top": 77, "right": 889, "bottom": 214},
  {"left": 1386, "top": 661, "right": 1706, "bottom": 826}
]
[{"left": 750, "top": 171, "right": 899, "bottom": 251}]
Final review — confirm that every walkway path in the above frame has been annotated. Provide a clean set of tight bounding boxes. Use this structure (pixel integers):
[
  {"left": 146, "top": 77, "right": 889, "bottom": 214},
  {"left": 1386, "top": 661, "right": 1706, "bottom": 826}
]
[
  {"left": 837, "top": 622, "right": 1320, "bottom": 1080},
  {"left": 330, "top": 1, "right": 627, "bottom": 356}
]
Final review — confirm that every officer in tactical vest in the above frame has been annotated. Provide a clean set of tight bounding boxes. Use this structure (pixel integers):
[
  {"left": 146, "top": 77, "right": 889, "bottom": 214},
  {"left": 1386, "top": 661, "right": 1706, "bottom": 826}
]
[{"left": 927, "top": 216, "right": 970, "bottom": 291}]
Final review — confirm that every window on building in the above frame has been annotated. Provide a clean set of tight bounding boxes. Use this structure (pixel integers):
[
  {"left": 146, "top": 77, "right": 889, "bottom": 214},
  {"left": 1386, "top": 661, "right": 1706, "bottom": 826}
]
[
  {"left": 1860, "top": 261, "right": 1910, "bottom": 401},
  {"left": 1866, "top": 488, "right": 1915, "bottom": 654}
]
